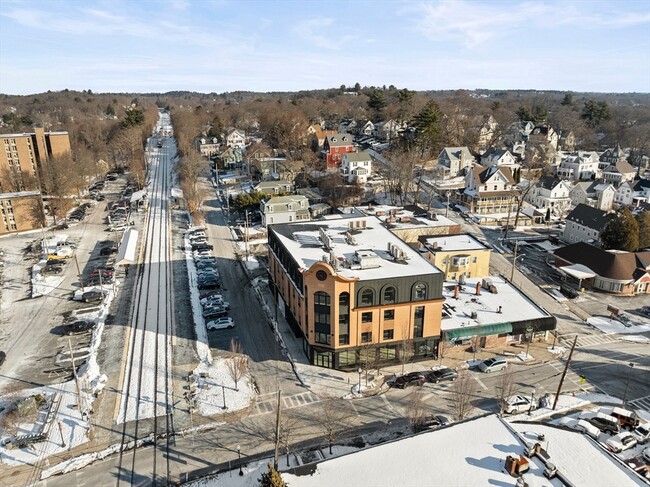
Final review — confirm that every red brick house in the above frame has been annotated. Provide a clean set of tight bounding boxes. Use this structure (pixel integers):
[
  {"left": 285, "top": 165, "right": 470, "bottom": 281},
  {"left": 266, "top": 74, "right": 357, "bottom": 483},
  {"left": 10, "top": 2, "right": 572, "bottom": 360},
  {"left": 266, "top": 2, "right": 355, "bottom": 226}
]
[{"left": 323, "top": 133, "right": 355, "bottom": 168}]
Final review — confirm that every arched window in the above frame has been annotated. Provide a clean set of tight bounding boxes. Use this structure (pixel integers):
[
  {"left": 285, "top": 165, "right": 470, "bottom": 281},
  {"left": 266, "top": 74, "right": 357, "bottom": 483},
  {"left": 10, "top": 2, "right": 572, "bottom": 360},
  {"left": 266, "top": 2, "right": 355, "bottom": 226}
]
[
  {"left": 359, "top": 288, "right": 374, "bottom": 306},
  {"left": 382, "top": 286, "right": 396, "bottom": 305},
  {"left": 412, "top": 282, "right": 427, "bottom": 301}
]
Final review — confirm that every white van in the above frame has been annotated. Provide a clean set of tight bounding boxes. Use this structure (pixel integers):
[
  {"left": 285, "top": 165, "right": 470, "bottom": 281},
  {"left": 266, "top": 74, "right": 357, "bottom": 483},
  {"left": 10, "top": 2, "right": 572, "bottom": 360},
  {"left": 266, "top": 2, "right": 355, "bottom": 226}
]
[{"left": 478, "top": 357, "right": 508, "bottom": 373}]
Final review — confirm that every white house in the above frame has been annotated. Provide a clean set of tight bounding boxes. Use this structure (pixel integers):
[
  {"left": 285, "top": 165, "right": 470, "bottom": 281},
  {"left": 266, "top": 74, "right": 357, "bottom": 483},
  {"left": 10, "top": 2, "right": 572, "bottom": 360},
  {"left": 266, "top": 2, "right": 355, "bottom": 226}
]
[
  {"left": 602, "top": 159, "right": 636, "bottom": 187},
  {"left": 556, "top": 151, "right": 601, "bottom": 181},
  {"left": 569, "top": 181, "right": 616, "bottom": 211},
  {"left": 480, "top": 148, "right": 519, "bottom": 171},
  {"left": 225, "top": 128, "right": 246, "bottom": 149},
  {"left": 374, "top": 119, "right": 401, "bottom": 142},
  {"left": 260, "top": 195, "right": 310, "bottom": 227},
  {"left": 196, "top": 137, "right": 219, "bottom": 157},
  {"left": 436, "top": 147, "right": 475, "bottom": 179},
  {"left": 615, "top": 179, "right": 650, "bottom": 206},
  {"left": 359, "top": 121, "right": 374, "bottom": 136},
  {"left": 340, "top": 151, "right": 372, "bottom": 183},
  {"left": 525, "top": 176, "right": 572, "bottom": 217}
]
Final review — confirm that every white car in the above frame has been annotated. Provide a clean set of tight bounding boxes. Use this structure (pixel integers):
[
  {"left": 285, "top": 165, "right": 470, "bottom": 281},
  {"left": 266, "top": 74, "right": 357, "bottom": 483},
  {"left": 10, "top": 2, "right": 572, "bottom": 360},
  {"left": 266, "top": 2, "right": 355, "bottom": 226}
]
[
  {"left": 206, "top": 317, "right": 234, "bottom": 330},
  {"left": 200, "top": 294, "right": 224, "bottom": 305},
  {"left": 503, "top": 395, "right": 536, "bottom": 414},
  {"left": 632, "top": 424, "right": 650, "bottom": 444},
  {"left": 606, "top": 432, "right": 637, "bottom": 453},
  {"left": 644, "top": 447, "right": 650, "bottom": 462},
  {"left": 557, "top": 418, "right": 601, "bottom": 439}
]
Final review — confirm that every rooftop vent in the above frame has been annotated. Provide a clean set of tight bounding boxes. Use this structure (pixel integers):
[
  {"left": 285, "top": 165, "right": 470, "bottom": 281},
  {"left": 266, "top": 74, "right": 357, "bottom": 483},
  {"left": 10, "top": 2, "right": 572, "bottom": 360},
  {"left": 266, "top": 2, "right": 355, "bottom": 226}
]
[{"left": 354, "top": 249, "right": 381, "bottom": 269}]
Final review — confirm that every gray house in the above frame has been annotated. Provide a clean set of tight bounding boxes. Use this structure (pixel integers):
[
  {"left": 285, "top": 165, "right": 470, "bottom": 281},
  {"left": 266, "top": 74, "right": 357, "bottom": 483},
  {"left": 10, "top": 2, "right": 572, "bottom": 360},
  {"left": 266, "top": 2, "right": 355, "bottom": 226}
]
[
  {"left": 562, "top": 203, "right": 614, "bottom": 244},
  {"left": 261, "top": 195, "right": 310, "bottom": 227}
]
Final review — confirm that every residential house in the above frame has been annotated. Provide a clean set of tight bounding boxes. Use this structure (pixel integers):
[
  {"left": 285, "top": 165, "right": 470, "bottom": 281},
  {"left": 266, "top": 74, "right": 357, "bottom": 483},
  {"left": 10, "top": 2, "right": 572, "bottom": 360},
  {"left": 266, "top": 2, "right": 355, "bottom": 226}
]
[
  {"left": 359, "top": 121, "right": 375, "bottom": 136},
  {"left": 528, "top": 125, "right": 559, "bottom": 151},
  {"left": 338, "top": 119, "right": 358, "bottom": 134},
  {"left": 261, "top": 195, "right": 310, "bottom": 227},
  {"left": 525, "top": 176, "right": 572, "bottom": 217},
  {"left": 323, "top": 133, "right": 355, "bottom": 168},
  {"left": 374, "top": 120, "right": 401, "bottom": 142},
  {"left": 556, "top": 151, "right": 601, "bottom": 181},
  {"left": 602, "top": 158, "right": 636, "bottom": 188},
  {"left": 475, "top": 115, "right": 498, "bottom": 152},
  {"left": 436, "top": 147, "right": 475, "bottom": 179},
  {"left": 218, "top": 146, "right": 242, "bottom": 169},
  {"left": 558, "top": 129, "right": 576, "bottom": 151},
  {"left": 307, "top": 124, "right": 336, "bottom": 149},
  {"left": 196, "top": 137, "right": 219, "bottom": 157},
  {"left": 267, "top": 216, "right": 444, "bottom": 369},
  {"left": 461, "top": 165, "right": 519, "bottom": 218},
  {"left": 254, "top": 181, "right": 294, "bottom": 196},
  {"left": 417, "top": 233, "right": 491, "bottom": 281},
  {"left": 569, "top": 181, "right": 616, "bottom": 211},
  {"left": 615, "top": 178, "right": 650, "bottom": 207},
  {"left": 480, "top": 148, "right": 519, "bottom": 171},
  {"left": 225, "top": 128, "right": 246, "bottom": 149},
  {"left": 505, "top": 120, "right": 535, "bottom": 142},
  {"left": 600, "top": 144, "right": 627, "bottom": 166},
  {"left": 562, "top": 203, "right": 614, "bottom": 244},
  {"left": 555, "top": 242, "right": 650, "bottom": 295},
  {"left": 340, "top": 151, "right": 372, "bottom": 183}
]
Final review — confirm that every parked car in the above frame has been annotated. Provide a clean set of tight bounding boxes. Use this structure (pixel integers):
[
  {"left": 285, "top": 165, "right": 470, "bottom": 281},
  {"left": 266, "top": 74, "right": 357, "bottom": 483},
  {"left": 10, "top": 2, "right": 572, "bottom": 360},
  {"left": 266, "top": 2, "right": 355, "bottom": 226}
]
[
  {"left": 615, "top": 313, "right": 632, "bottom": 327},
  {"left": 390, "top": 372, "right": 426, "bottom": 389},
  {"left": 579, "top": 412, "right": 620, "bottom": 434},
  {"left": 62, "top": 321, "right": 96, "bottom": 335},
  {"left": 0, "top": 351, "right": 5, "bottom": 367},
  {"left": 422, "top": 415, "right": 451, "bottom": 428},
  {"left": 81, "top": 291, "right": 105, "bottom": 303},
  {"left": 478, "top": 357, "right": 508, "bottom": 373},
  {"left": 557, "top": 418, "right": 601, "bottom": 439},
  {"left": 427, "top": 368, "right": 458, "bottom": 383},
  {"left": 91, "top": 269, "right": 113, "bottom": 279},
  {"left": 206, "top": 317, "right": 235, "bottom": 330},
  {"left": 632, "top": 424, "right": 650, "bottom": 444},
  {"left": 203, "top": 309, "right": 228, "bottom": 320},
  {"left": 46, "top": 258, "right": 66, "bottom": 267},
  {"left": 100, "top": 245, "right": 118, "bottom": 255},
  {"left": 199, "top": 290, "right": 222, "bottom": 300},
  {"left": 638, "top": 306, "right": 650, "bottom": 317},
  {"left": 603, "top": 407, "right": 640, "bottom": 430},
  {"left": 192, "top": 243, "right": 214, "bottom": 251},
  {"left": 503, "top": 395, "right": 536, "bottom": 414},
  {"left": 606, "top": 432, "right": 638, "bottom": 453},
  {"left": 203, "top": 298, "right": 229, "bottom": 309},
  {"left": 644, "top": 447, "right": 650, "bottom": 462},
  {"left": 41, "top": 265, "right": 63, "bottom": 275}
]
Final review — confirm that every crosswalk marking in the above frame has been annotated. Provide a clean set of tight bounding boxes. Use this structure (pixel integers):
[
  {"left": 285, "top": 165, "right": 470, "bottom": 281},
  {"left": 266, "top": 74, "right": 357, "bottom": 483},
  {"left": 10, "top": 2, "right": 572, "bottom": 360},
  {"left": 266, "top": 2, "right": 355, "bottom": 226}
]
[
  {"left": 253, "top": 391, "right": 321, "bottom": 416},
  {"left": 629, "top": 395, "right": 650, "bottom": 413},
  {"left": 561, "top": 333, "right": 621, "bottom": 348}
]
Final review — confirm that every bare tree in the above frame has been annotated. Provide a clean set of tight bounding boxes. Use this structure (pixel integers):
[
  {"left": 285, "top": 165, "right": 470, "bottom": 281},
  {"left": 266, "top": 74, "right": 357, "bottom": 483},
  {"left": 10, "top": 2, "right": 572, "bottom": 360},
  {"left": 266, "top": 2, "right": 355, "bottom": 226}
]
[
  {"left": 406, "top": 388, "right": 428, "bottom": 433},
  {"left": 398, "top": 324, "right": 414, "bottom": 374},
  {"left": 495, "top": 368, "right": 516, "bottom": 416},
  {"left": 226, "top": 338, "right": 248, "bottom": 391},
  {"left": 278, "top": 411, "right": 303, "bottom": 467},
  {"left": 316, "top": 396, "right": 354, "bottom": 454},
  {"left": 449, "top": 370, "right": 477, "bottom": 421}
]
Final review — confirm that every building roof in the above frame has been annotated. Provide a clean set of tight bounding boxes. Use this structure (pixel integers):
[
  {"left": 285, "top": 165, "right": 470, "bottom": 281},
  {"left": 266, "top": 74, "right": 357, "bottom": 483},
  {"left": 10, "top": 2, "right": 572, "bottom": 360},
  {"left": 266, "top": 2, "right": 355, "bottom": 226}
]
[
  {"left": 284, "top": 415, "right": 641, "bottom": 487},
  {"left": 419, "top": 233, "right": 489, "bottom": 252},
  {"left": 325, "top": 134, "right": 354, "bottom": 147},
  {"left": 537, "top": 176, "right": 564, "bottom": 191},
  {"left": 604, "top": 159, "right": 636, "bottom": 175},
  {"left": 565, "top": 203, "right": 613, "bottom": 231},
  {"left": 0, "top": 130, "right": 69, "bottom": 137},
  {"left": 265, "top": 195, "right": 307, "bottom": 207},
  {"left": 554, "top": 242, "right": 650, "bottom": 281},
  {"left": 473, "top": 165, "right": 515, "bottom": 185},
  {"left": 0, "top": 190, "right": 41, "bottom": 199},
  {"left": 269, "top": 216, "right": 442, "bottom": 281},
  {"left": 440, "top": 146, "right": 473, "bottom": 163},
  {"left": 255, "top": 181, "right": 292, "bottom": 189},
  {"left": 343, "top": 151, "right": 371, "bottom": 163},
  {"left": 360, "top": 205, "right": 458, "bottom": 230},
  {"left": 440, "top": 275, "right": 552, "bottom": 334}
]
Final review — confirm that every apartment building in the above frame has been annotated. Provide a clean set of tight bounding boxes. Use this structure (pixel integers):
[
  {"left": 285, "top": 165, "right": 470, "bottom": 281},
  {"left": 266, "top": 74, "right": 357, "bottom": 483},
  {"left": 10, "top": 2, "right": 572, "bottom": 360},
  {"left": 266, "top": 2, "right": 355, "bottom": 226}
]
[
  {"left": 267, "top": 216, "right": 444, "bottom": 370},
  {"left": 417, "top": 233, "right": 491, "bottom": 281}
]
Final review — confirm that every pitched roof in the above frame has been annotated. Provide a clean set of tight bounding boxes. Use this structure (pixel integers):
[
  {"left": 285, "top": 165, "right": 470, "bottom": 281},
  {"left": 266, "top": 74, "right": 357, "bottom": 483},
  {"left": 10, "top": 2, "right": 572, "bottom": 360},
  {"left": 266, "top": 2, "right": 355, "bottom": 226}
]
[
  {"left": 565, "top": 203, "right": 613, "bottom": 231},
  {"left": 325, "top": 134, "right": 354, "bottom": 147},
  {"left": 343, "top": 151, "right": 371, "bottom": 162},
  {"left": 555, "top": 242, "right": 650, "bottom": 281},
  {"left": 604, "top": 159, "right": 636, "bottom": 174},
  {"left": 537, "top": 175, "right": 563, "bottom": 190},
  {"left": 441, "top": 147, "right": 473, "bottom": 162},
  {"left": 473, "top": 165, "right": 515, "bottom": 185}
]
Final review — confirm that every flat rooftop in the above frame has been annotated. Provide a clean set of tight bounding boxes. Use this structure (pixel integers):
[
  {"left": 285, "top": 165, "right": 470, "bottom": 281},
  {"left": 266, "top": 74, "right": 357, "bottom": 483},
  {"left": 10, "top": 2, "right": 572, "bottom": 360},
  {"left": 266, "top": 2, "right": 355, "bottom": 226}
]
[
  {"left": 271, "top": 216, "right": 442, "bottom": 280},
  {"left": 360, "top": 204, "right": 458, "bottom": 229},
  {"left": 421, "top": 233, "right": 489, "bottom": 252},
  {"left": 441, "top": 276, "right": 550, "bottom": 331}
]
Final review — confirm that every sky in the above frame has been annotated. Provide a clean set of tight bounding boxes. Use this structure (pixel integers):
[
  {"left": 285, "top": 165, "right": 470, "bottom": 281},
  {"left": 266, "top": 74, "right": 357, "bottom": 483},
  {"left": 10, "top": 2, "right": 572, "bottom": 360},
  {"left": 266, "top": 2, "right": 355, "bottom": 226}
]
[{"left": 1, "top": 0, "right": 649, "bottom": 95}]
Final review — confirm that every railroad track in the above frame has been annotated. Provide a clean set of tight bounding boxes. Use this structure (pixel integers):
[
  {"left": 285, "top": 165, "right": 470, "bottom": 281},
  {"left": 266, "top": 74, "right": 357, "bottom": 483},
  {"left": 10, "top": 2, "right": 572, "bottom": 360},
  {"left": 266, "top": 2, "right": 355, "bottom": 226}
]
[{"left": 116, "top": 111, "right": 175, "bottom": 486}]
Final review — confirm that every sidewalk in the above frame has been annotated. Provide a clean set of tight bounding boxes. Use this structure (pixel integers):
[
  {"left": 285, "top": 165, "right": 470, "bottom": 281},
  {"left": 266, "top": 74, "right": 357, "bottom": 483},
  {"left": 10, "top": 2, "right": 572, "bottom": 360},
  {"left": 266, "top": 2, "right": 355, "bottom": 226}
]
[{"left": 249, "top": 273, "right": 564, "bottom": 398}]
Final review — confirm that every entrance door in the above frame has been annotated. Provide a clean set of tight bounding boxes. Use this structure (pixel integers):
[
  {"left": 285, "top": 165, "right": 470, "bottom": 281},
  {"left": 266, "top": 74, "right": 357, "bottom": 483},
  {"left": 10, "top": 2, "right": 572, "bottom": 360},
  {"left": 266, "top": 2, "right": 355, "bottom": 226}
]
[{"left": 315, "top": 352, "right": 331, "bottom": 368}]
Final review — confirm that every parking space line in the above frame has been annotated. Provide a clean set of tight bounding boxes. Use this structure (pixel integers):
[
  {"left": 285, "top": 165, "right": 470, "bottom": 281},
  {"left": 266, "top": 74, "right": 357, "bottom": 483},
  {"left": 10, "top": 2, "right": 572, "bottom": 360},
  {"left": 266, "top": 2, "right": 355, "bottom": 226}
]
[{"left": 472, "top": 374, "right": 488, "bottom": 391}]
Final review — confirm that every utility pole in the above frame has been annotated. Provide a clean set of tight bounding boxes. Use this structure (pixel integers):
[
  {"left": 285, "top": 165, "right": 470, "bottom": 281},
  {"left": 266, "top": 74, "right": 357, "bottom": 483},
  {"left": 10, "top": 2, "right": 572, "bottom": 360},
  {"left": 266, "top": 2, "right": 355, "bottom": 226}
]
[
  {"left": 273, "top": 390, "right": 282, "bottom": 469},
  {"left": 73, "top": 254, "right": 85, "bottom": 293},
  {"left": 552, "top": 335, "right": 578, "bottom": 410},
  {"left": 510, "top": 240, "right": 519, "bottom": 283},
  {"left": 68, "top": 338, "right": 84, "bottom": 416},
  {"left": 244, "top": 210, "right": 250, "bottom": 261}
]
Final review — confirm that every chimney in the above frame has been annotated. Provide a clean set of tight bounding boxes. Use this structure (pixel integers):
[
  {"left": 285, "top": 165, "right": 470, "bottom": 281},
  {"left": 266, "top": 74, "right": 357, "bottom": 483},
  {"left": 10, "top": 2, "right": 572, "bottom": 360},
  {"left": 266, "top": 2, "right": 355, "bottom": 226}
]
[
  {"left": 476, "top": 282, "right": 481, "bottom": 296},
  {"left": 454, "top": 286, "right": 459, "bottom": 299}
]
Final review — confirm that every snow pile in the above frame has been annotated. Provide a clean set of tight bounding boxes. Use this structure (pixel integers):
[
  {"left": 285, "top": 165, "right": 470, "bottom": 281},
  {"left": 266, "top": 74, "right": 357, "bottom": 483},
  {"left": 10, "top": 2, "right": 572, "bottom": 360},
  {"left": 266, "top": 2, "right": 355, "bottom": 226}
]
[
  {"left": 547, "top": 346, "right": 566, "bottom": 355},
  {"left": 620, "top": 335, "right": 650, "bottom": 344},
  {"left": 184, "top": 234, "right": 212, "bottom": 365},
  {"left": 243, "top": 256, "right": 259, "bottom": 271},
  {"left": 505, "top": 392, "right": 624, "bottom": 423},
  {"left": 516, "top": 352, "right": 534, "bottom": 362},
  {"left": 192, "top": 359, "right": 255, "bottom": 416}
]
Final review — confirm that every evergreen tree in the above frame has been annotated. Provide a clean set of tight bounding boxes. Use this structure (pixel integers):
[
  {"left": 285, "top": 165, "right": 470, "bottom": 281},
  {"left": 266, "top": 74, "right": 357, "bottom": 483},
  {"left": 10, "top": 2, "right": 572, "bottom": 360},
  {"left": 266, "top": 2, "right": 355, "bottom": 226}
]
[
  {"left": 413, "top": 100, "right": 442, "bottom": 153},
  {"left": 367, "top": 89, "right": 386, "bottom": 117},
  {"left": 258, "top": 463, "right": 287, "bottom": 487},
  {"left": 601, "top": 207, "right": 639, "bottom": 251},
  {"left": 561, "top": 93, "right": 574, "bottom": 106},
  {"left": 636, "top": 212, "right": 650, "bottom": 249},
  {"left": 581, "top": 100, "right": 611, "bottom": 128}
]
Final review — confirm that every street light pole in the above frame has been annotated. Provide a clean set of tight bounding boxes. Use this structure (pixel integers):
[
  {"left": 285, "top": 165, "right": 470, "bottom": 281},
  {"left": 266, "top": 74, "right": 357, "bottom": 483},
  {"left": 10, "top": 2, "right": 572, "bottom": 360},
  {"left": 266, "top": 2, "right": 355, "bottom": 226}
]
[
  {"left": 237, "top": 444, "right": 243, "bottom": 476},
  {"left": 622, "top": 363, "right": 635, "bottom": 406},
  {"left": 357, "top": 367, "right": 362, "bottom": 394},
  {"left": 528, "top": 388, "right": 536, "bottom": 415}
]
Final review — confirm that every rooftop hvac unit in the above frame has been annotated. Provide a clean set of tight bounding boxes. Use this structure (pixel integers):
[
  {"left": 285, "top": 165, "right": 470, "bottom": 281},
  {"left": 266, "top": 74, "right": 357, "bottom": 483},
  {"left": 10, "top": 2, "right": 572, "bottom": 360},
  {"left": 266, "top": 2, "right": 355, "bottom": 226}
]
[{"left": 330, "top": 250, "right": 339, "bottom": 270}]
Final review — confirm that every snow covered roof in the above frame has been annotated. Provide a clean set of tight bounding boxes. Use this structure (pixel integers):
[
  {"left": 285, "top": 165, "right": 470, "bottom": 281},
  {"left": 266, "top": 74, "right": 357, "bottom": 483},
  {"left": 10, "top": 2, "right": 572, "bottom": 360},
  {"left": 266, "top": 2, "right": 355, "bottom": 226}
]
[
  {"left": 0, "top": 190, "right": 41, "bottom": 199},
  {"left": 282, "top": 415, "right": 561, "bottom": 487},
  {"left": 130, "top": 189, "right": 146, "bottom": 203},
  {"left": 421, "top": 233, "right": 488, "bottom": 252},
  {"left": 270, "top": 216, "right": 442, "bottom": 281},
  {"left": 361, "top": 205, "right": 458, "bottom": 230},
  {"left": 440, "top": 276, "right": 551, "bottom": 333},
  {"left": 115, "top": 228, "right": 138, "bottom": 265}
]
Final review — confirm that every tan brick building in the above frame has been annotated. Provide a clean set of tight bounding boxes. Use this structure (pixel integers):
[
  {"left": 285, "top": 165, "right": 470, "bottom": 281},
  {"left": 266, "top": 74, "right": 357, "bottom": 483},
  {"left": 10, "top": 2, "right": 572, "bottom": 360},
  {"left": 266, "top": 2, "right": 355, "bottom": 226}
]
[
  {"left": 418, "top": 233, "right": 491, "bottom": 281},
  {"left": 0, "top": 128, "right": 70, "bottom": 234},
  {"left": 268, "top": 216, "right": 444, "bottom": 370}
]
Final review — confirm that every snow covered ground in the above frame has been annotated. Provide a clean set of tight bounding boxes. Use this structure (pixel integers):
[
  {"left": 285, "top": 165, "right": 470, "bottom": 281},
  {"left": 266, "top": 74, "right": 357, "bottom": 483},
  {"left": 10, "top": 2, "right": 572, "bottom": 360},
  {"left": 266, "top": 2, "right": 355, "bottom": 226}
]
[
  {"left": 192, "top": 360, "right": 256, "bottom": 416},
  {"left": 586, "top": 316, "right": 650, "bottom": 335},
  {"left": 504, "top": 392, "right": 624, "bottom": 423}
]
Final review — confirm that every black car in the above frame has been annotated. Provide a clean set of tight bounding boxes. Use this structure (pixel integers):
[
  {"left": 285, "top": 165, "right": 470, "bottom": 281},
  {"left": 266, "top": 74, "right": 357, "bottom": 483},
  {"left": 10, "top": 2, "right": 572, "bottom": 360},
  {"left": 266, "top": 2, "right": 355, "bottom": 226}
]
[
  {"left": 46, "top": 258, "right": 66, "bottom": 267},
  {"left": 203, "top": 310, "right": 228, "bottom": 320},
  {"left": 192, "top": 243, "right": 214, "bottom": 251},
  {"left": 198, "top": 281, "right": 220, "bottom": 291},
  {"left": 62, "top": 321, "right": 96, "bottom": 335},
  {"left": 390, "top": 372, "right": 426, "bottom": 389},
  {"left": 100, "top": 245, "right": 118, "bottom": 256},
  {"left": 82, "top": 290, "right": 105, "bottom": 303},
  {"left": 41, "top": 266, "right": 63, "bottom": 275},
  {"left": 427, "top": 368, "right": 458, "bottom": 383},
  {"left": 420, "top": 415, "right": 451, "bottom": 429}
]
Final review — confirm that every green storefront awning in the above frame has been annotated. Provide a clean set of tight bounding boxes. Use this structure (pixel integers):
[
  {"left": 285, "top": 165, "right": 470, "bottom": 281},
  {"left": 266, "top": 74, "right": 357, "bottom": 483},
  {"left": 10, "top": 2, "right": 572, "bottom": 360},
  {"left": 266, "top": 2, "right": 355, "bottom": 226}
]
[{"left": 444, "top": 322, "right": 513, "bottom": 341}]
